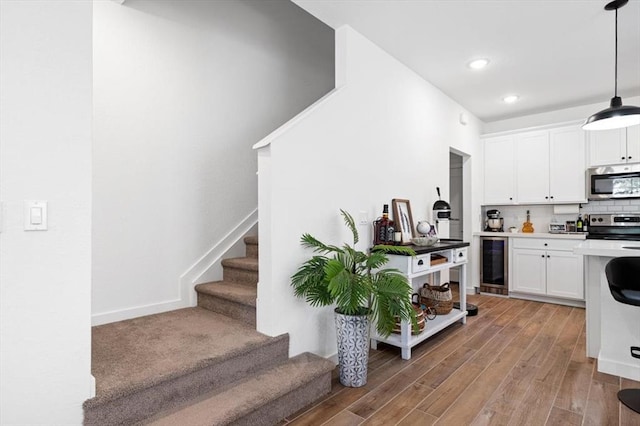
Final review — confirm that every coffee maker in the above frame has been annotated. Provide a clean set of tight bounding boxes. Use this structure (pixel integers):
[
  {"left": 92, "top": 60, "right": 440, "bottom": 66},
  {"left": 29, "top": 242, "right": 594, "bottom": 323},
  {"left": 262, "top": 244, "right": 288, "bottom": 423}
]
[{"left": 485, "top": 209, "right": 504, "bottom": 232}]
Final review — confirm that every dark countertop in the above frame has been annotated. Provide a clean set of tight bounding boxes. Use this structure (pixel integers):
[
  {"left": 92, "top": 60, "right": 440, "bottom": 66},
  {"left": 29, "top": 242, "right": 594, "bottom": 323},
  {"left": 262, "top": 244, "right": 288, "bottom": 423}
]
[{"left": 382, "top": 239, "right": 470, "bottom": 256}]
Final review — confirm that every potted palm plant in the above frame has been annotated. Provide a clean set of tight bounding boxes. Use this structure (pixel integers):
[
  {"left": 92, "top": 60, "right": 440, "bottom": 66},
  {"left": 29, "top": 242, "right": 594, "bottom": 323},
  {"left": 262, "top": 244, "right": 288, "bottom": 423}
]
[{"left": 291, "top": 209, "right": 417, "bottom": 387}]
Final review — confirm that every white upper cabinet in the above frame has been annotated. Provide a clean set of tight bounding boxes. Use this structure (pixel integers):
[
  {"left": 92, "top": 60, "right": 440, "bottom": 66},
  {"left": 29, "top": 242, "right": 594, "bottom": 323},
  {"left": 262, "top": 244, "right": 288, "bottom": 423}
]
[
  {"left": 628, "top": 125, "right": 640, "bottom": 162},
  {"left": 516, "top": 131, "right": 549, "bottom": 204},
  {"left": 483, "top": 135, "right": 516, "bottom": 205},
  {"left": 549, "top": 126, "right": 587, "bottom": 203},
  {"left": 589, "top": 127, "right": 640, "bottom": 166},
  {"left": 483, "top": 124, "right": 586, "bottom": 205}
]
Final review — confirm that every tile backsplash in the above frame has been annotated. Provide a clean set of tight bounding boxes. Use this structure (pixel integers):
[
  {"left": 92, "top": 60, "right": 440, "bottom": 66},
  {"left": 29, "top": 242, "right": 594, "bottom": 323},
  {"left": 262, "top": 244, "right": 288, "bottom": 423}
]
[
  {"left": 482, "top": 199, "right": 640, "bottom": 232},
  {"left": 579, "top": 199, "right": 640, "bottom": 213}
]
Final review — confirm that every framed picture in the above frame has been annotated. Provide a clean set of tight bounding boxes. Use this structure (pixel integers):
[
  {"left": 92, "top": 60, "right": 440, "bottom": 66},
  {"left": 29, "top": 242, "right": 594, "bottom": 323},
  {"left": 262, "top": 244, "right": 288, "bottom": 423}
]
[{"left": 392, "top": 199, "right": 415, "bottom": 245}]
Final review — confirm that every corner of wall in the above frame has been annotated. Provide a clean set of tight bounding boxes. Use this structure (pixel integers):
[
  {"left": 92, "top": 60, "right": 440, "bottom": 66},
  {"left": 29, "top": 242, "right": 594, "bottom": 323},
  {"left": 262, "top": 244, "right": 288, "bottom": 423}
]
[{"left": 334, "top": 25, "right": 350, "bottom": 88}]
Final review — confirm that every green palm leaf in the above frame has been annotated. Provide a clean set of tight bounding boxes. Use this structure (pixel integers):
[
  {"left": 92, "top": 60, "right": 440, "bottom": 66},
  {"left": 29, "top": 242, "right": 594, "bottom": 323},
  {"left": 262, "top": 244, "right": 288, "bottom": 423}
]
[
  {"left": 340, "top": 209, "right": 359, "bottom": 245},
  {"left": 370, "top": 272, "right": 417, "bottom": 336},
  {"left": 291, "top": 209, "right": 418, "bottom": 336},
  {"left": 291, "top": 256, "right": 334, "bottom": 307}
]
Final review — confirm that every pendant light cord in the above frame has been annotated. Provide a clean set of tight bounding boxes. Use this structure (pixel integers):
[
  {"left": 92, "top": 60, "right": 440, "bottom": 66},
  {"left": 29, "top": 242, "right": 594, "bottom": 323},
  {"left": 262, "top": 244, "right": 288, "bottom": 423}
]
[{"left": 615, "top": 7, "right": 618, "bottom": 97}]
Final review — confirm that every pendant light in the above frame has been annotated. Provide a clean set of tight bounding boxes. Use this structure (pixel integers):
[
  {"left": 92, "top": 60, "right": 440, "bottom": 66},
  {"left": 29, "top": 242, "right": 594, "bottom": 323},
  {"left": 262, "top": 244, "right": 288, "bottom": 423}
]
[{"left": 583, "top": 0, "right": 640, "bottom": 131}]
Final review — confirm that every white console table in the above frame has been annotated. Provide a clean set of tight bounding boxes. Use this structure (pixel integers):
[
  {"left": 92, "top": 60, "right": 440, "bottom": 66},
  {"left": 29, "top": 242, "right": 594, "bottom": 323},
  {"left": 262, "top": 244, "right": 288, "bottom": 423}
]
[{"left": 370, "top": 241, "right": 470, "bottom": 360}]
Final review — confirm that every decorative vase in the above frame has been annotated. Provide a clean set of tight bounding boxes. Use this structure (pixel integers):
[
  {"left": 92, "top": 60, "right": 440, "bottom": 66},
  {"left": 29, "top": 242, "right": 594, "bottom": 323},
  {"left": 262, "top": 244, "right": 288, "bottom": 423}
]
[{"left": 334, "top": 309, "right": 370, "bottom": 387}]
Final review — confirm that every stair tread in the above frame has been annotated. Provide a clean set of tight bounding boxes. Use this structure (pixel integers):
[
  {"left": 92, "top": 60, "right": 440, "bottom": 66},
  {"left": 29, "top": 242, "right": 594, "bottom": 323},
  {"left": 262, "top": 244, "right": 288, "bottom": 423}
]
[
  {"left": 221, "top": 256, "right": 259, "bottom": 271},
  {"left": 196, "top": 281, "right": 257, "bottom": 306},
  {"left": 86, "top": 307, "right": 281, "bottom": 405},
  {"left": 147, "top": 353, "right": 334, "bottom": 425},
  {"left": 244, "top": 235, "right": 258, "bottom": 245}
]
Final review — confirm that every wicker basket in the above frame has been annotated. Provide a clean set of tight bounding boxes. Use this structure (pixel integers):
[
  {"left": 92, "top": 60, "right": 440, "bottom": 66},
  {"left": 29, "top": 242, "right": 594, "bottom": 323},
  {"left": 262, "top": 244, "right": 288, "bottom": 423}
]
[
  {"left": 419, "top": 282, "right": 453, "bottom": 315},
  {"left": 392, "top": 301, "right": 425, "bottom": 335}
]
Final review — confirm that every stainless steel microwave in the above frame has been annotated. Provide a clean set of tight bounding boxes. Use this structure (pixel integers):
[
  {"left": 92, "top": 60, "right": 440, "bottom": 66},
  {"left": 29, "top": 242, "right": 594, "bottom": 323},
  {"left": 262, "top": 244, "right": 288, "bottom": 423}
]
[{"left": 587, "top": 163, "right": 640, "bottom": 200}]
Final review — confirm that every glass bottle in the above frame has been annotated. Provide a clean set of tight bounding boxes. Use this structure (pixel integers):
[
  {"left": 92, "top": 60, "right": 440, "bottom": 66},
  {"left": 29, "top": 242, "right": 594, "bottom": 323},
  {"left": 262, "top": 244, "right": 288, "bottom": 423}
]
[{"left": 373, "top": 204, "right": 392, "bottom": 245}]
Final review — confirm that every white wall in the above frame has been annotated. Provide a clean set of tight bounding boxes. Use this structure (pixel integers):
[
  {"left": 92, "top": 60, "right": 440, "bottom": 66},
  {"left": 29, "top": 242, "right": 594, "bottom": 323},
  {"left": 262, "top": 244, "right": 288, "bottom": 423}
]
[
  {"left": 92, "top": 0, "right": 334, "bottom": 322},
  {"left": 0, "top": 1, "right": 93, "bottom": 423},
  {"left": 484, "top": 96, "right": 640, "bottom": 133},
  {"left": 256, "top": 26, "right": 483, "bottom": 358}
]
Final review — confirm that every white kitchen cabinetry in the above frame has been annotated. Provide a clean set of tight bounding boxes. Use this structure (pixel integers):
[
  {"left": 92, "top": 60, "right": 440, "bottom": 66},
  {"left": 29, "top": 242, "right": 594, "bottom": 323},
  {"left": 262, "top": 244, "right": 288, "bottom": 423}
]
[
  {"left": 511, "top": 238, "right": 584, "bottom": 302},
  {"left": 515, "top": 131, "right": 549, "bottom": 204},
  {"left": 549, "top": 126, "right": 588, "bottom": 203},
  {"left": 484, "top": 124, "right": 586, "bottom": 205},
  {"left": 483, "top": 135, "right": 516, "bottom": 204},
  {"left": 511, "top": 248, "right": 547, "bottom": 295},
  {"left": 546, "top": 250, "right": 584, "bottom": 299},
  {"left": 589, "top": 127, "right": 640, "bottom": 166}
]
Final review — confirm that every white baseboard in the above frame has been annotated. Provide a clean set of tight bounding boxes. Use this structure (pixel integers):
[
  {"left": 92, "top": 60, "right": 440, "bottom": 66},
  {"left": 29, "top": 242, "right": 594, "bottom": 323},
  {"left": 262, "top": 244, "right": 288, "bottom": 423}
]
[
  {"left": 92, "top": 299, "right": 185, "bottom": 326},
  {"left": 89, "top": 374, "right": 96, "bottom": 398},
  {"left": 598, "top": 354, "right": 640, "bottom": 382},
  {"left": 91, "top": 208, "right": 258, "bottom": 326},
  {"left": 508, "top": 292, "right": 586, "bottom": 308},
  {"left": 326, "top": 352, "right": 338, "bottom": 365}
]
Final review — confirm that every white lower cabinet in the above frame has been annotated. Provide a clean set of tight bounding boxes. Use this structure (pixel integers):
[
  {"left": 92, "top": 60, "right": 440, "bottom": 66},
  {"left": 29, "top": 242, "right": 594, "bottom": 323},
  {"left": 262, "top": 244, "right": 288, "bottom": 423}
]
[
  {"left": 511, "top": 249, "right": 547, "bottom": 295},
  {"left": 511, "top": 238, "right": 584, "bottom": 302},
  {"left": 546, "top": 250, "right": 584, "bottom": 299}
]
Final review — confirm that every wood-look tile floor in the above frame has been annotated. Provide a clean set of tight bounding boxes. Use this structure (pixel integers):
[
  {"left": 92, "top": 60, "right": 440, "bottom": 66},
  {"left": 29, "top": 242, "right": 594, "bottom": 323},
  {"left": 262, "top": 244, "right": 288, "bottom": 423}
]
[{"left": 283, "top": 292, "right": 640, "bottom": 426}]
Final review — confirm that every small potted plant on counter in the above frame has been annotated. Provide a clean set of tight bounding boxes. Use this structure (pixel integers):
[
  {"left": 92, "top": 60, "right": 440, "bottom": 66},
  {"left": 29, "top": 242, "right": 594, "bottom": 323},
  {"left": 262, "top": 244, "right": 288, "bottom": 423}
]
[{"left": 291, "top": 209, "right": 417, "bottom": 387}]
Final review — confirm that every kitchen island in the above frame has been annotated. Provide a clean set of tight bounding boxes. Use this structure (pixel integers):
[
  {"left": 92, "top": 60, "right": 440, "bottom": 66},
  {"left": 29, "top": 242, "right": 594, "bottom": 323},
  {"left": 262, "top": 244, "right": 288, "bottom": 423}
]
[{"left": 575, "top": 239, "right": 640, "bottom": 381}]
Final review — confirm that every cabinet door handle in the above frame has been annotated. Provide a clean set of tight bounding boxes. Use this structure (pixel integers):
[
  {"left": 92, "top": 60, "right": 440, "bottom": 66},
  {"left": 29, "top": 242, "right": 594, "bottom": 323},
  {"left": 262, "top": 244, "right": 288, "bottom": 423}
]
[
  {"left": 622, "top": 156, "right": 626, "bottom": 160},
  {"left": 541, "top": 254, "right": 545, "bottom": 258},
  {"left": 550, "top": 196, "right": 554, "bottom": 199},
  {"left": 547, "top": 255, "right": 550, "bottom": 258},
  {"left": 544, "top": 243, "right": 548, "bottom": 246},
  {"left": 545, "top": 196, "right": 549, "bottom": 199},
  {"left": 629, "top": 156, "right": 633, "bottom": 160},
  {"left": 418, "top": 259, "right": 424, "bottom": 266}
]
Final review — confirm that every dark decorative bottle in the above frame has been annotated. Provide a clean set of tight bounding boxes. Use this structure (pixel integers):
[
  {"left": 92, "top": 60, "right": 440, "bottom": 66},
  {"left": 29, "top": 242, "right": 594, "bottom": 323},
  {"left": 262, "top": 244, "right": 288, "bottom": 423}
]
[{"left": 373, "top": 204, "right": 394, "bottom": 245}]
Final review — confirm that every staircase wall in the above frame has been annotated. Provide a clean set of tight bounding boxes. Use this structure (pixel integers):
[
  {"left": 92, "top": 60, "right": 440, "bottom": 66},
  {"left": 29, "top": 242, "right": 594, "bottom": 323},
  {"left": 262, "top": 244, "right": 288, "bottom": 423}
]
[
  {"left": 92, "top": 0, "right": 335, "bottom": 323},
  {"left": 255, "top": 26, "right": 485, "bottom": 359}
]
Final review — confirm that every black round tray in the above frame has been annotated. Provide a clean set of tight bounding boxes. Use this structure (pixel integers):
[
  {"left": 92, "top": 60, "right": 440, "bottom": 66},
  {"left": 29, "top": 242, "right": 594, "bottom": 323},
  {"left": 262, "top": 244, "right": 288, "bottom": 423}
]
[{"left": 453, "top": 302, "right": 478, "bottom": 316}]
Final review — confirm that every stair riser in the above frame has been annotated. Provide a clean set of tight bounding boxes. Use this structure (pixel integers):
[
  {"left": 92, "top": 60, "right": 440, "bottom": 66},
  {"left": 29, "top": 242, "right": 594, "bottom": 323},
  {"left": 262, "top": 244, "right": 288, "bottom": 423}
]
[
  {"left": 230, "top": 372, "right": 332, "bottom": 426},
  {"left": 84, "top": 335, "right": 289, "bottom": 426},
  {"left": 245, "top": 243, "right": 258, "bottom": 259},
  {"left": 197, "top": 292, "right": 256, "bottom": 326},
  {"left": 224, "top": 267, "right": 258, "bottom": 286}
]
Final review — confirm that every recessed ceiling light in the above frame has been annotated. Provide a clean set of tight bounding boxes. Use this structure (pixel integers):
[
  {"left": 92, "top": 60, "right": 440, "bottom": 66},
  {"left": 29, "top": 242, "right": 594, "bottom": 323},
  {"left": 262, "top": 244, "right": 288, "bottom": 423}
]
[
  {"left": 503, "top": 95, "right": 519, "bottom": 104},
  {"left": 468, "top": 58, "right": 490, "bottom": 70}
]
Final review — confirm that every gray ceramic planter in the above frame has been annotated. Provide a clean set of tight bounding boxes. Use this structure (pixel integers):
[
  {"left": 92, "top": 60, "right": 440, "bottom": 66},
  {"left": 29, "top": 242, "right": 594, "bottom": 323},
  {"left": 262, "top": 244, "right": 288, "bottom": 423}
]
[{"left": 334, "top": 309, "right": 370, "bottom": 387}]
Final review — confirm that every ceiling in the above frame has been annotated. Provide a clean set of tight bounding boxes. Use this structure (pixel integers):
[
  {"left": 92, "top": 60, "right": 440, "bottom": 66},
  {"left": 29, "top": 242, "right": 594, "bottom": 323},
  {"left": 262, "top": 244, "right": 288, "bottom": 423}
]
[{"left": 293, "top": 0, "right": 640, "bottom": 123}]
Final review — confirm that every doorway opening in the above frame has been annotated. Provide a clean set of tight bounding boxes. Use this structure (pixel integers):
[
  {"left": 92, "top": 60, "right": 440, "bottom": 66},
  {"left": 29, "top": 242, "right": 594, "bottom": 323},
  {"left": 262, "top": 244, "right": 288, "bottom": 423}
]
[{"left": 449, "top": 150, "right": 466, "bottom": 283}]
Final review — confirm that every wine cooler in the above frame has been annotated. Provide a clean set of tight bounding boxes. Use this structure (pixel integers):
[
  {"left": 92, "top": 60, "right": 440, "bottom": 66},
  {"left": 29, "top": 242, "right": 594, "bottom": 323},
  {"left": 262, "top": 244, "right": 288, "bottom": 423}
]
[{"left": 480, "top": 236, "right": 509, "bottom": 295}]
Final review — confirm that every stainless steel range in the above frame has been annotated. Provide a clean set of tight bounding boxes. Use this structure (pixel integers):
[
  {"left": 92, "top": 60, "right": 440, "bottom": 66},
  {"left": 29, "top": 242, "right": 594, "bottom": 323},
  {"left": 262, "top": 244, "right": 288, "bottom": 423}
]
[{"left": 587, "top": 213, "right": 640, "bottom": 241}]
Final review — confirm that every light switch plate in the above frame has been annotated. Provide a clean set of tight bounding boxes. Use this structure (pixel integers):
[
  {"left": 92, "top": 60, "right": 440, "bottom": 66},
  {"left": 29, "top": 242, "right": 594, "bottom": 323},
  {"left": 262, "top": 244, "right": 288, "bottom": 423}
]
[
  {"left": 359, "top": 211, "right": 368, "bottom": 225},
  {"left": 24, "top": 200, "right": 47, "bottom": 231}
]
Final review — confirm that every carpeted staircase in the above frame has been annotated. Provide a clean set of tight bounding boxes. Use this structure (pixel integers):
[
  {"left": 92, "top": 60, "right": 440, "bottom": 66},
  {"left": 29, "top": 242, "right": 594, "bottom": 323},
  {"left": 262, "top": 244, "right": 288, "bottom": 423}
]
[{"left": 84, "top": 236, "right": 334, "bottom": 426}]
